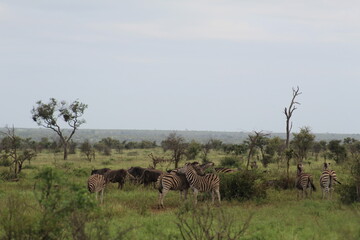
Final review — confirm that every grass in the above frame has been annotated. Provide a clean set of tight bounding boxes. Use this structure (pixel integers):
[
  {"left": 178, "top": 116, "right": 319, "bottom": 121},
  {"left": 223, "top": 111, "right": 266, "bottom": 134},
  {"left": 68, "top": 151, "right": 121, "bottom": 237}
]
[{"left": 0, "top": 148, "right": 359, "bottom": 239}]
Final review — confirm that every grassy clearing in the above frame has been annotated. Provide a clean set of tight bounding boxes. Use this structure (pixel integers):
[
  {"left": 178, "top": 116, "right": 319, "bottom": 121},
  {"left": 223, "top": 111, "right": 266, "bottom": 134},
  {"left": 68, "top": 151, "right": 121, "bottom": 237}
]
[{"left": 0, "top": 148, "right": 359, "bottom": 239}]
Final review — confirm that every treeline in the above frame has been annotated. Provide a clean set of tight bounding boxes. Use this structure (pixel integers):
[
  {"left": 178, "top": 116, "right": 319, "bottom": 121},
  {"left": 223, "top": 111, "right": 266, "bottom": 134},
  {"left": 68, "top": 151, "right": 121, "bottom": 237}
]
[{"left": 1, "top": 127, "right": 360, "bottom": 203}]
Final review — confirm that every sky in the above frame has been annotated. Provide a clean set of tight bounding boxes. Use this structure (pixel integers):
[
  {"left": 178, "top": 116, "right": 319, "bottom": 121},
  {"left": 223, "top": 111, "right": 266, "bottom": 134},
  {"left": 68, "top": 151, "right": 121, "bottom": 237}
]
[{"left": 1, "top": 0, "right": 360, "bottom": 134}]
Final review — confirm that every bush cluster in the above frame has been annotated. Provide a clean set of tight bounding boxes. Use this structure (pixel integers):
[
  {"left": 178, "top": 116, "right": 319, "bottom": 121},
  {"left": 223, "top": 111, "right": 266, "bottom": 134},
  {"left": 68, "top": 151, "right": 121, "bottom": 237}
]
[
  {"left": 0, "top": 167, "right": 134, "bottom": 240},
  {"left": 220, "top": 156, "right": 240, "bottom": 168},
  {"left": 220, "top": 170, "right": 267, "bottom": 202}
]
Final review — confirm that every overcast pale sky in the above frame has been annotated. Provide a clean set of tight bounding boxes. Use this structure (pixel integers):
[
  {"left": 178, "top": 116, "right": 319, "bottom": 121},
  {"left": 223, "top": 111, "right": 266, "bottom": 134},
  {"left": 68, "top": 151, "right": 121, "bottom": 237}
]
[{"left": 1, "top": 0, "right": 360, "bottom": 133}]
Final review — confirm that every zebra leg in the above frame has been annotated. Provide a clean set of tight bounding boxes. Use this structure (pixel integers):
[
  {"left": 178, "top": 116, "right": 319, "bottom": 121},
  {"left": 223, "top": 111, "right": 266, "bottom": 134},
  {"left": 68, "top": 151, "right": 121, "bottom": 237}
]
[
  {"left": 158, "top": 192, "right": 163, "bottom": 209},
  {"left": 193, "top": 188, "right": 199, "bottom": 205},
  {"left": 159, "top": 189, "right": 168, "bottom": 208},
  {"left": 215, "top": 189, "right": 221, "bottom": 205},
  {"left": 184, "top": 189, "right": 188, "bottom": 200},
  {"left": 100, "top": 189, "right": 104, "bottom": 204}
]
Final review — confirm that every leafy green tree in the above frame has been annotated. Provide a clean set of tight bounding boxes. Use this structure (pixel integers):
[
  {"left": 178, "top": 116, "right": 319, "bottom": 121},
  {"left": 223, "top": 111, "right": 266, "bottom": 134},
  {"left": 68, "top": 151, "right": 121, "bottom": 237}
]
[
  {"left": 186, "top": 140, "right": 201, "bottom": 160},
  {"left": 31, "top": 98, "right": 88, "bottom": 160},
  {"left": 343, "top": 138, "right": 360, "bottom": 159},
  {"left": 80, "top": 140, "right": 95, "bottom": 162},
  {"left": 161, "top": 132, "right": 187, "bottom": 168},
  {"left": 264, "top": 137, "right": 285, "bottom": 167},
  {"left": 328, "top": 140, "right": 347, "bottom": 163},
  {"left": 291, "top": 126, "right": 315, "bottom": 162},
  {"left": 0, "top": 127, "right": 36, "bottom": 178}
]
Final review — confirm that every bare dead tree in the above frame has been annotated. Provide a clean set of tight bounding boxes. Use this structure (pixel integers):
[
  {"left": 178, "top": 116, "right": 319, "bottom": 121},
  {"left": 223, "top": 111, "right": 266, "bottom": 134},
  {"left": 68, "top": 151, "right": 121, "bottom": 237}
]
[
  {"left": 148, "top": 153, "right": 173, "bottom": 168},
  {"left": 284, "top": 86, "right": 302, "bottom": 148}
]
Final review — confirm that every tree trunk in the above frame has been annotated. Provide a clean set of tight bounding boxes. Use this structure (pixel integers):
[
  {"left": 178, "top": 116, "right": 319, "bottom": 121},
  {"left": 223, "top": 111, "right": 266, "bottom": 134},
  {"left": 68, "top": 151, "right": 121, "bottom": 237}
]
[{"left": 63, "top": 142, "right": 68, "bottom": 160}]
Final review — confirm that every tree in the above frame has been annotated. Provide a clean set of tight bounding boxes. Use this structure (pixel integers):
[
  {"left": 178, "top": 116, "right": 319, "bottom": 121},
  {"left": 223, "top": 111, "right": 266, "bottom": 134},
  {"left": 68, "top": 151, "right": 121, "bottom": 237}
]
[
  {"left": 245, "top": 131, "right": 269, "bottom": 170},
  {"left": 291, "top": 127, "right": 315, "bottom": 162},
  {"left": 328, "top": 140, "right": 347, "bottom": 163},
  {"left": 80, "top": 140, "right": 95, "bottom": 162},
  {"left": 161, "top": 132, "right": 187, "bottom": 168},
  {"left": 186, "top": 140, "right": 201, "bottom": 160},
  {"left": 284, "top": 86, "right": 302, "bottom": 148},
  {"left": 264, "top": 137, "right": 286, "bottom": 168},
  {"left": 31, "top": 98, "right": 88, "bottom": 160},
  {"left": 201, "top": 140, "right": 212, "bottom": 163},
  {"left": 0, "top": 126, "right": 36, "bottom": 178}
]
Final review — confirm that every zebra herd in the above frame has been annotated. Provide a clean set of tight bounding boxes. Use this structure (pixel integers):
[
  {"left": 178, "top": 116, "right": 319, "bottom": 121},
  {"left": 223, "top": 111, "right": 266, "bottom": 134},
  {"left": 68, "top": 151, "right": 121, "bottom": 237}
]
[
  {"left": 296, "top": 162, "right": 341, "bottom": 200},
  {"left": 88, "top": 161, "right": 341, "bottom": 206},
  {"left": 87, "top": 162, "right": 235, "bottom": 207}
]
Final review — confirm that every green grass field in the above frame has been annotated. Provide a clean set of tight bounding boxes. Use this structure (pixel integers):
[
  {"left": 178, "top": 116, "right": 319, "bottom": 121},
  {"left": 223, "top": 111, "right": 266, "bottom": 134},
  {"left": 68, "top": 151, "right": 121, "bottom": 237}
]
[{"left": 0, "top": 148, "right": 359, "bottom": 240}]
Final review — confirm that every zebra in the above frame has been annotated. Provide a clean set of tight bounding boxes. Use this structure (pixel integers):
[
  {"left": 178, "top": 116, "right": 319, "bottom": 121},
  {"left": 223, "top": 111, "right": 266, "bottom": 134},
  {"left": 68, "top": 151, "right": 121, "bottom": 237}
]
[
  {"left": 320, "top": 162, "right": 341, "bottom": 199},
  {"left": 178, "top": 163, "right": 221, "bottom": 205},
  {"left": 87, "top": 174, "right": 106, "bottom": 203},
  {"left": 215, "top": 167, "right": 236, "bottom": 174},
  {"left": 295, "top": 163, "right": 316, "bottom": 199},
  {"left": 157, "top": 172, "right": 190, "bottom": 208},
  {"left": 157, "top": 162, "right": 205, "bottom": 208}
]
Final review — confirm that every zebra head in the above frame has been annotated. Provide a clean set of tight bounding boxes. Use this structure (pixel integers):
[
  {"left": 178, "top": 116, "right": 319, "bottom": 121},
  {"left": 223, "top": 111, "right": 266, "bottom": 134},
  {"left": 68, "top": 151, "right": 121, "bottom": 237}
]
[
  {"left": 297, "top": 163, "right": 304, "bottom": 175},
  {"left": 323, "top": 162, "right": 330, "bottom": 171},
  {"left": 178, "top": 162, "right": 204, "bottom": 175}
]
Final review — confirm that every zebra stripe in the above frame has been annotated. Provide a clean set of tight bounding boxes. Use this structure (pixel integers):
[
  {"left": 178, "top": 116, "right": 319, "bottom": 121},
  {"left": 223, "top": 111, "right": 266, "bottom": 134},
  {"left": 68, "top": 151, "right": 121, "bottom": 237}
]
[
  {"left": 157, "top": 172, "right": 189, "bottom": 208},
  {"left": 320, "top": 163, "right": 341, "bottom": 199},
  {"left": 215, "top": 167, "right": 236, "bottom": 174},
  {"left": 87, "top": 174, "right": 106, "bottom": 203},
  {"left": 179, "top": 163, "right": 221, "bottom": 205},
  {"left": 320, "top": 171, "right": 332, "bottom": 199},
  {"left": 296, "top": 163, "right": 316, "bottom": 199}
]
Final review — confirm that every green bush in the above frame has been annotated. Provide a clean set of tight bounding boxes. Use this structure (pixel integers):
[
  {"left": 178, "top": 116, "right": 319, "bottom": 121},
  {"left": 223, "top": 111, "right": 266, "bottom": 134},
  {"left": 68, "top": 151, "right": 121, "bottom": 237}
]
[
  {"left": 0, "top": 193, "right": 38, "bottom": 240},
  {"left": 220, "top": 170, "right": 267, "bottom": 202},
  {"left": 176, "top": 203, "right": 252, "bottom": 240},
  {"left": 0, "top": 157, "right": 12, "bottom": 167},
  {"left": 220, "top": 156, "right": 239, "bottom": 168},
  {"left": 338, "top": 183, "right": 359, "bottom": 204}
]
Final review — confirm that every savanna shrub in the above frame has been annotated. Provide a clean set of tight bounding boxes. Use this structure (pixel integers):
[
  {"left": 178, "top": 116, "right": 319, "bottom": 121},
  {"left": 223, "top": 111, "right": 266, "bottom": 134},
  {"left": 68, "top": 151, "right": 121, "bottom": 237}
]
[
  {"left": 0, "top": 157, "right": 11, "bottom": 167},
  {"left": 338, "top": 158, "right": 360, "bottom": 204},
  {"left": 0, "top": 170, "right": 18, "bottom": 181},
  {"left": 220, "top": 170, "right": 267, "bottom": 201},
  {"left": 338, "top": 183, "right": 359, "bottom": 204},
  {"left": 176, "top": 203, "right": 252, "bottom": 240},
  {"left": 220, "top": 156, "right": 239, "bottom": 168},
  {"left": 267, "top": 175, "right": 297, "bottom": 190},
  {"left": 0, "top": 193, "right": 38, "bottom": 240}
]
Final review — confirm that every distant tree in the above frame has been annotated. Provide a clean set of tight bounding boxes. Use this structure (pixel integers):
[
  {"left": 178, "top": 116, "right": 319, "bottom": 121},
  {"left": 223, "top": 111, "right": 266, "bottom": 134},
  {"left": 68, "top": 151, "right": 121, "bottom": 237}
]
[
  {"left": 328, "top": 140, "right": 347, "bottom": 163},
  {"left": 291, "top": 127, "right": 315, "bottom": 162},
  {"left": 312, "top": 141, "right": 323, "bottom": 161},
  {"left": 284, "top": 86, "right": 302, "bottom": 148},
  {"left": 161, "top": 132, "right": 187, "bottom": 168},
  {"left": 222, "top": 144, "right": 248, "bottom": 159},
  {"left": 80, "top": 140, "right": 95, "bottom": 162},
  {"left": 201, "top": 140, "right": 212, "bottom": 163},
  {"left": 68, "top": 140, "right": 77, "bottom": 154},
  {"left": 186, "top": 140, "right": 201, "bottom": 160},
  {"left": 264, "top": 137, "right": 286, "bottom": 168},
  {"left": 245, "top": 131, "right": 268, "bottom": 170},
  {"left": 209, "top": 139, "right": 223, "bottom": 150},
  {"left": 344, "top": 138, "right": 360, "bottom": 159},
  {"left": 31, "top": 98, "right": 88, "bottom": 160},
  {"left": 0, "top": 126, "right": 36, "bottom": 178}
]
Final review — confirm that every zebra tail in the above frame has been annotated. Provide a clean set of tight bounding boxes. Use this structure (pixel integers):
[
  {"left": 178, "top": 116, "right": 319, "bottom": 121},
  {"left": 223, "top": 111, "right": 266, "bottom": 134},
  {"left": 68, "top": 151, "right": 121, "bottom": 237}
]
[
  {"left": 156, "top": 175, "right": 163, "bottom": 193},
  {"left": 334, "top": 178, "right": 342, "bottom": 185}
]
